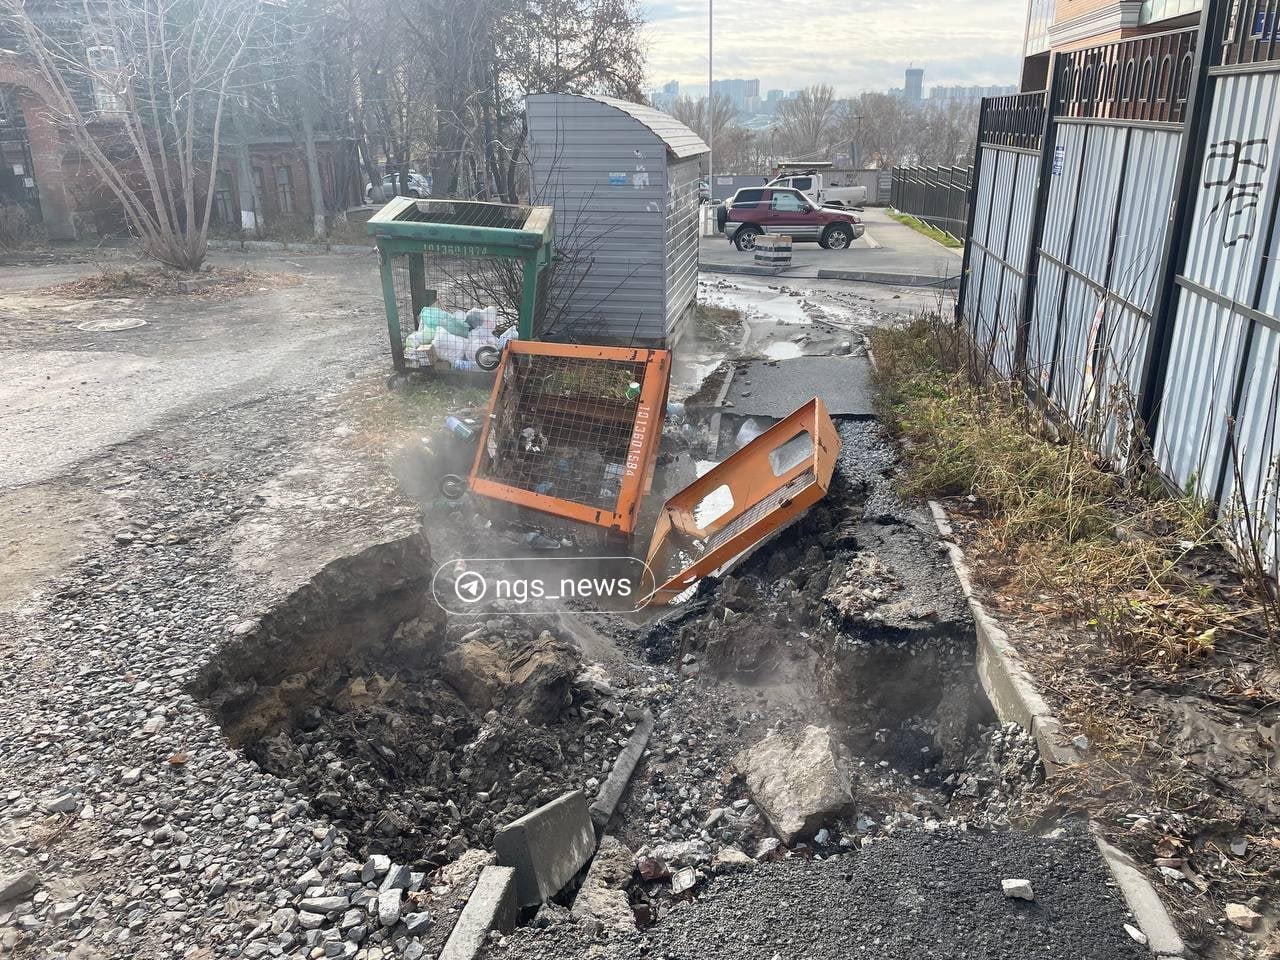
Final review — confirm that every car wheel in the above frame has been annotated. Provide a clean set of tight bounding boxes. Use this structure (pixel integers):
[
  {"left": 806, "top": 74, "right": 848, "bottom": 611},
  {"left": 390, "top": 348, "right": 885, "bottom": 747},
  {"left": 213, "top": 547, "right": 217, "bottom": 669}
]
[
  {"left": 733, "top": 225, "right": 762, "bottom": 251},
  {"left": 822, "top": 224, "right": 854, "bottom": 250}
]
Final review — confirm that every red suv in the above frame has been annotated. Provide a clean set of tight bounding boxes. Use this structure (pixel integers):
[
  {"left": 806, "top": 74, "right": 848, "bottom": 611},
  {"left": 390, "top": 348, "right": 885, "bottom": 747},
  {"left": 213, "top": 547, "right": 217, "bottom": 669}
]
[{"left": 716, "top": 187, "right": 865, "bottom": 252}]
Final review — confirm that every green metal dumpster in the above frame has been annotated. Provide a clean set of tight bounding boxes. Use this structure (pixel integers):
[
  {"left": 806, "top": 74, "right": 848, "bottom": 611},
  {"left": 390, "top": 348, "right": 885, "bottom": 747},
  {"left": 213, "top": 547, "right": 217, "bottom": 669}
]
[{"left": 367, "top": 198, "right": 554, "bottom": 373}]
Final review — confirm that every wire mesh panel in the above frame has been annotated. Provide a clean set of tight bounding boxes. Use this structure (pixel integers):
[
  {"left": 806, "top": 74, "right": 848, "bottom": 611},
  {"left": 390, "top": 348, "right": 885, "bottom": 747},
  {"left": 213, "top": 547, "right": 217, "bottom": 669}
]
[
  {"left": 392, "top": 252, "right": 526, "bottom": 370},
  {"left": 469, "top": 342, "right": 671, "bottom": 536}
]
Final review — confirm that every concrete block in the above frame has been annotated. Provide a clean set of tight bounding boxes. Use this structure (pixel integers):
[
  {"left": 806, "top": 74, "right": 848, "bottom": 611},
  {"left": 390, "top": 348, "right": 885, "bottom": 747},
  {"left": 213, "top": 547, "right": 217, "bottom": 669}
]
[
  {"left": 973, "top": 606, "right": 1052, "bottom": 731},
  {"left": 242, "top": 240, "right": 286, "bottom": 253},
  {"left": 437, "top": 865, "right": 517, "bottom": 960},
  {"left": 1031, "top": 714, "right": 1083, "bottom": 775},
  {"left": 590, "top": 710, "right": 654, "bottom": 834},
  {"left": 1094, "top": 835, "right": 1186, "bottom": 957},
  {"left": 494, "top": 789, "right": 596, "bottom": 907}
]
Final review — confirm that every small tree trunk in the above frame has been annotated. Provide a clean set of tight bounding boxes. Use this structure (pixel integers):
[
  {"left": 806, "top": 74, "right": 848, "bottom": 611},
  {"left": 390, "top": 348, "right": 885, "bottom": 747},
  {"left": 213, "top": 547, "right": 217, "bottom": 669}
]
[
  {"left": 301, "top": 104, "right": 327, "bottom": 238},
  {"left": 233, "top": 107, "right": 260, "bottom": 236}
]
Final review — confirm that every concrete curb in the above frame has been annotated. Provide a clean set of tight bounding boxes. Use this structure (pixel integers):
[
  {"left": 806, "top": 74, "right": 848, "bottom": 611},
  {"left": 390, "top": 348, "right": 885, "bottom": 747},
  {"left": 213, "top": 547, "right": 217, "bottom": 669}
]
[
  {"left": 816, "top": 267, "right": 960, "bottom": 288},
  {"left": 589, "top": 709, "right": 655, "bottom": 834},
  {"left": 927, "top": 502, "right": 1081, "bottom": 773},
  {"left": 927, "top": 500, "right": 1187, "bottom": 958},
  {"left": 1094, "top": 833, "right": 1189, "bottom": 958},
  {"left": 437, "top": 865, "right": 518, "bottom": 960},
  {"left": 700, "top": 261, "right": 789, "bottom": 278}
]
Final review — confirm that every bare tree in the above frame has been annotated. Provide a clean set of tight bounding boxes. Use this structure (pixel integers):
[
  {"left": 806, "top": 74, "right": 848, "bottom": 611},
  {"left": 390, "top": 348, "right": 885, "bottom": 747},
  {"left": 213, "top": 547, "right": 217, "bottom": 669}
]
[
  {"left": 2, "top": 0, "right": 267, "bottom": 269},
  {"left": 775, "top": 84, "right": 838, "bottom": 158}
]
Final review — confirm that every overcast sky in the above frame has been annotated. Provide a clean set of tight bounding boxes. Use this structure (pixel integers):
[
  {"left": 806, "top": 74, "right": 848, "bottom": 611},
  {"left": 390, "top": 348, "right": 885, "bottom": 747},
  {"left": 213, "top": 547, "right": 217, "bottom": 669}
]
[{"left": 643, "top": 0, "right": 1027, "bottom": 95}]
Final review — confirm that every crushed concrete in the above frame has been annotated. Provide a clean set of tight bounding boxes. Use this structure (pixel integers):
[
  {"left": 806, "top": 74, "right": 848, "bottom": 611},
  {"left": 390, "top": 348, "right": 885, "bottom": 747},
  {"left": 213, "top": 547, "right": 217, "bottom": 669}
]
[{"left": 733, "top": 725, "right": 857, "bottom": 843}]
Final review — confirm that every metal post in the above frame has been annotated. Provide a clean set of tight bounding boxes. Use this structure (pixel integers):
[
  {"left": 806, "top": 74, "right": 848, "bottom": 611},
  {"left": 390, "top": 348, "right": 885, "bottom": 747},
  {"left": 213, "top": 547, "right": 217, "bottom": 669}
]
[
  {"left": 707, "top": 0, "right": 713, "bottom": 191},
  {"left": 955, "top": 99, "right": 989, "bottom": 321},
  {"left": 1138, "top": 0, "right": 1231, "bottom": 437},
  {"left": 1014, "top": 59, "right": 1063, "bottom": 382},
  {"left": 519, "top": 256, "right": 540, "bottom": 341},
  {"left": 407, "top": 253, "right": 428, "bottom": 319},
  {"left": 378, "top": 247, "right": 406, "bottom": 373}
]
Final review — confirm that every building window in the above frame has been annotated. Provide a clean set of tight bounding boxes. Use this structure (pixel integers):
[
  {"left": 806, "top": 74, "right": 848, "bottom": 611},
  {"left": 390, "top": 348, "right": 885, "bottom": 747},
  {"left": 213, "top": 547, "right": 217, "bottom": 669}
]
[
  {"left": 213, "top": 170, "right": 234, "bottom": 225},
  {"left": 85, "top": 45, "right": 125, "bottom": 117},
  {"left": 274, "top": 165, "right": 295, "bottom": 214},
  {"left": 1024, "top": 0, "right": 1054, "bottom": 57},
  {"left": 1139, "top": 0, "right": 1202, "bottom": 24},
  {"left": 252, "top": 166, "right": 266, "bottom": 213}
]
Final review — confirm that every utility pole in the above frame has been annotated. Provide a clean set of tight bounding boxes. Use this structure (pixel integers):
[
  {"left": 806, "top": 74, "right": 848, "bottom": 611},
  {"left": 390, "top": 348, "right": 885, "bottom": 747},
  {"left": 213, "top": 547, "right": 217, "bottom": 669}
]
[{"left": 708, "top": 0, "right": 713, "bottom": 190}]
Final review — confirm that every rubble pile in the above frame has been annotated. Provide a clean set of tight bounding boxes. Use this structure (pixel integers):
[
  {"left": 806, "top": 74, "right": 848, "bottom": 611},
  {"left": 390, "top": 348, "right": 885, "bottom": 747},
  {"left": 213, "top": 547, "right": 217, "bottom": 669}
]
[{"left": 210, "top": 613, "right": 640, "bottom": 870}]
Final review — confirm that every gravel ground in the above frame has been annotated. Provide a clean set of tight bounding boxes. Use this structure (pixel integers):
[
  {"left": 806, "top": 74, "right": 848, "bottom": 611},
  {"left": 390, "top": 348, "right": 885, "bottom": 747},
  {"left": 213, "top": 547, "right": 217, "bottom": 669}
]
[
  {"left": 0, "top": 254, "right": 440, "bottom": 959},
  {"left": 485, "top": 826, "right": 1149, "bottom": 960}
]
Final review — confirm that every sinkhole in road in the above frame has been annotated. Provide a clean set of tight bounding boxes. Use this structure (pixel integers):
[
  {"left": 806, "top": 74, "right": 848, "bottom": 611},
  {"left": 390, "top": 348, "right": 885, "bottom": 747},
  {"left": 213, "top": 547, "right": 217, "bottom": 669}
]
[{"left": 188, "top": 419, "right": 1038, "bottom": 936}]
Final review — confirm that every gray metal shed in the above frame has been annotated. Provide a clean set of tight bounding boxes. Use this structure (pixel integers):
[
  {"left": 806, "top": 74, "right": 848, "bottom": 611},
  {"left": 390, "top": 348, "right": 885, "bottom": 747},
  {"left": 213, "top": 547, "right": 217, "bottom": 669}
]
[{"left": 526, "top": 93, "right": 708, "bottom": 347}]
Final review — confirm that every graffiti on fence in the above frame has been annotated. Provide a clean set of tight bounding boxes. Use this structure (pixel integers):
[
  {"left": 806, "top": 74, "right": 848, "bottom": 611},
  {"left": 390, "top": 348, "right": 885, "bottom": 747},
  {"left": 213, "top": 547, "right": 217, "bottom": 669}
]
[{"left": 1203, "top": 137, "right": 1270, "bottom": 248}]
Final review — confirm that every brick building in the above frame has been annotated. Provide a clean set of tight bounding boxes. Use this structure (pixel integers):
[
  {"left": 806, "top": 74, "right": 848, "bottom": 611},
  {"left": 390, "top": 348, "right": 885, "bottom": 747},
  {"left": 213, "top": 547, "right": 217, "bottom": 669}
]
[
  {"left": 0, "top": 37, "right": 358, "bottom": 241},
  {"left": 1021, "top": 0, "right": 1203, "bottom": 89}
]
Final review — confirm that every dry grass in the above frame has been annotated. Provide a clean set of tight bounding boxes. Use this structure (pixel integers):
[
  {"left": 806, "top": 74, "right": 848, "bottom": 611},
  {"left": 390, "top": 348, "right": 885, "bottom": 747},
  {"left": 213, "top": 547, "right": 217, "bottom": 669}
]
[
  {"left": 45, "top": 265, "right": 298, "bottom": 300},
  {"left": 871, "top": 315, "right": 1236, "bottom": 668}
]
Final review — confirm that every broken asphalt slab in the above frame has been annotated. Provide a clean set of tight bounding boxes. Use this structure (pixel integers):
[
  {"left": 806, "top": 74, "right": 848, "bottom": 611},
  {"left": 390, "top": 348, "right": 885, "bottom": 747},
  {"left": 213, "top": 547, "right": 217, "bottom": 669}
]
[{"left": 722, "top": 355, "right": 875, "bottom": 420}]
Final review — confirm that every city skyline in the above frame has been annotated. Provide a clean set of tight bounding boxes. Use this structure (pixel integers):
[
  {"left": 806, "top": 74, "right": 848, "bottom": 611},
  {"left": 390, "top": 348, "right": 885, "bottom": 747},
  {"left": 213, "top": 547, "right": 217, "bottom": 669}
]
[
  {"left": 648, "top": 70, "right": 1017, "bottom": 113},
  {"left": 644, "top": 0, "right": 1024, "bottom": 95}
]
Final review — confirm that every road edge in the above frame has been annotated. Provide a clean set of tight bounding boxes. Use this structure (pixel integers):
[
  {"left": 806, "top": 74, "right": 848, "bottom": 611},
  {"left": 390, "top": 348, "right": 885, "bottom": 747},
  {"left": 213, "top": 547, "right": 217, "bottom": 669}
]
[{"left": 927, "top": 499, "right": 1188, "bottom": 959}]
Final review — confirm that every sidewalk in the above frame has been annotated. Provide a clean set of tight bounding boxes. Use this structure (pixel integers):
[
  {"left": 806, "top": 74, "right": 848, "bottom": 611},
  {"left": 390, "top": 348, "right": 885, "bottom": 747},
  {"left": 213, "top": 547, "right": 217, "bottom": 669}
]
[{"left": 700, "top": 206, "right": 963, "bottom": 287}]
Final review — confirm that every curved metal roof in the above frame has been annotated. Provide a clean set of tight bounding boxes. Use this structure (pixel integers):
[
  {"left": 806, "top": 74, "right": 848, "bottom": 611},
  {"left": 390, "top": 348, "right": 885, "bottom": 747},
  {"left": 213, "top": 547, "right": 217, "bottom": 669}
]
[{"left": 550, "top": 92, "right": 709, "bottom": 160}]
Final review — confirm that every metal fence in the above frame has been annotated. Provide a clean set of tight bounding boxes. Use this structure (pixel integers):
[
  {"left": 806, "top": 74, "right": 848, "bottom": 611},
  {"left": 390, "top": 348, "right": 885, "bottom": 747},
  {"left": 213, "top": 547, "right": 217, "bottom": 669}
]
[
  {"left": 889, "top": 165, "right": 972, "bottom": 240},
  {"left": 958, "top": 0, "right": 1280, "bottom": 567}
]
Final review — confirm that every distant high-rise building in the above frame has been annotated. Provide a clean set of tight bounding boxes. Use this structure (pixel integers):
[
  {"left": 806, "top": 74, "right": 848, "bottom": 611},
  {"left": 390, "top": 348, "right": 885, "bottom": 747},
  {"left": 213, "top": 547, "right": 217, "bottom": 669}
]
[
  {"left": 929, "top": 83, "right": 1018, "bottom": 103},
  {"left": 904, "top": 68, "right": 924, "bottom": 106},
  {"left": 766, "top": 89, "right": 783, "bottom": 103},
  {"left": 662, "top": 80, "right": 680, "bottom": 96},
  {"left": 711, "top": 78, "right": 763, "bottom": 114}
]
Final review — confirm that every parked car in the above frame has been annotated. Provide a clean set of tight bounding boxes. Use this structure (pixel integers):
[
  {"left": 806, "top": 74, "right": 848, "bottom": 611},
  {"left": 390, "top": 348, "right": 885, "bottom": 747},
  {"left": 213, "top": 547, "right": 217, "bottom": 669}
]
[
  {"left": 697, "top": 178, "right": 711, "bottom": 204},
  {"left": 365, "top": 171, "right": 432, "bottom": 203},
  {"left": 715, "top": 187, "right": 865, "bottom": 251},
  {"left": 765, "top": 171, "right": 867, "bottom": 208}
]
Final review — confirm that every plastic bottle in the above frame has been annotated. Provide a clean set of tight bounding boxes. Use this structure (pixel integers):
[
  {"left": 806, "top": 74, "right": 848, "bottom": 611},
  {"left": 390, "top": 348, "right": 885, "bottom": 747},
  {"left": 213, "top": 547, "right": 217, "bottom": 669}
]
[{"left": 445, "top": 416, "right": 476, "bottom": 441}]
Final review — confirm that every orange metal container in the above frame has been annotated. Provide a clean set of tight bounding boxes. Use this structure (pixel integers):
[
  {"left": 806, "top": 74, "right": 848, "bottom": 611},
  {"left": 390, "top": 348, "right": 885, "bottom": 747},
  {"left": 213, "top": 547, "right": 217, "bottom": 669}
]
[
  {"left": 469, "top": 341, "right": 671, "bottom": 537},
  {"left": 641, "top": 397, "right": 841, "bottom": 605}
]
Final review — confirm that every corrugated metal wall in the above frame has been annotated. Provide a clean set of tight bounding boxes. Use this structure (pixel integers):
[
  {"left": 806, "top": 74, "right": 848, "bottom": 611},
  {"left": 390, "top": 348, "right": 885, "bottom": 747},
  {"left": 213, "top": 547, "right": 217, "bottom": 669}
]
[
  {"left": 1155, "top": 68, "right": 1280, "bottom": 553},
  {"left": 963, "top": 145, "right": 1038, "bottom": 377},
  {"left": 665, "top": 155, "right": 702, "bottom": 340},
  {"left": 958, "top": 7, "right": 1280, "bottom": 568},
  {"left": 1024, "top": 120, "right": 1182, "bottom": 453},
  {"left": 527, "top": 94, "right": 697, "bottom": 344}
]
